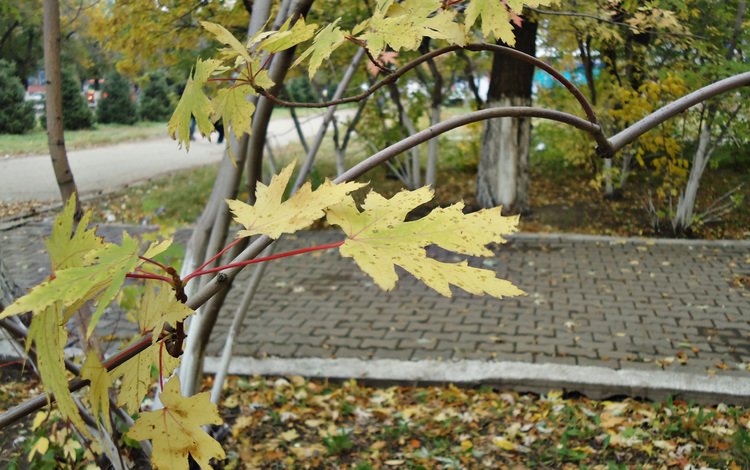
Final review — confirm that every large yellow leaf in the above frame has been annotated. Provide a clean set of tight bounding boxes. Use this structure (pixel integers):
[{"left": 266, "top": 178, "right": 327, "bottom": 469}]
[
  {"left": 27, "top": 303, "right": 90, "bottom": 438},
  {"left": 127, "top": 376, "right": 224, "bottom": 470},
  {"left": 293, "top": 19, "right": 348, "bottom": 78},
  {"left": 326, "top": 187, "right": 524, "bottom": 298},
  {"left": 0, "top": 232, "right": 143, "bottom": 339},
  {"left": 226, "top": 162, "right": 366, "bottom": 239},
  {"left": 81, "top": 350, "right": 112, "bottom": 434}
]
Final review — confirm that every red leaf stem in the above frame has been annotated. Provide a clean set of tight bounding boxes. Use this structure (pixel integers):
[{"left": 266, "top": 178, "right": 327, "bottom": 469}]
[{"left": 183, "top": 240, "right": 345, "bottom": 283}]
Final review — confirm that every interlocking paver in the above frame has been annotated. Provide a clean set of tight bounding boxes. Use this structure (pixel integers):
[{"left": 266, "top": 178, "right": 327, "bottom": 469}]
[{"left": 3, "top": 222, "right": 750, "bottom": 379}]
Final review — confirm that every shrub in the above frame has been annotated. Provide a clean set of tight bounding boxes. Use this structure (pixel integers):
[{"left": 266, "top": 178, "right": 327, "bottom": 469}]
[
  {"left": 58, "top": 66, "right": 93, "bottom": 130},
  {"left": 97, "top": 71, "right": 137, "bottom": 124},
  {"left": 139, "top": 72, "right": 173, "bottom": 122},
  {"left": 0, "top": 60, "right": 36, "bottom": 134}
]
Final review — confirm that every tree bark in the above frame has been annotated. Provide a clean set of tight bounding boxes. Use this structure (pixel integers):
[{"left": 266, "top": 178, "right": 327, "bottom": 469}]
[
  {"left": 476, "top": 18, "right": 537, "bottom": 213},
  {"left": 43, "top": 0, "right": 80, "bottom": 217}
]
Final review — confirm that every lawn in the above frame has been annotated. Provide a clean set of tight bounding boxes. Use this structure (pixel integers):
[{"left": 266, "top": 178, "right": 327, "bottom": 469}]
[{"left": 0, "top": 121, "right": 168, "bottom": 157}]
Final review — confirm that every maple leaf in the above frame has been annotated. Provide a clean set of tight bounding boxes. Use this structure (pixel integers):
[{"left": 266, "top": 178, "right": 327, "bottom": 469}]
[
  {"left": 110, "top": 340, "right": 180, "bottom": 414},
  {"left": 465, "top": 0, "right": 556, "bottom": 45},
  {"left": 169, "top": 58, "right": 223, "bottom": 149},
  {"left": 325, "top": 187, "right": 524, "bottom": 298},
  {"left": 212, "top": 84, "right": 255, "bottom": 144},
  {"left": 136, "top": 282, "right": 194, "bottom": 343},
  {"left": 26, "top": 303, "right": 90, "bottom": 438},
  {"left": 81, "top": 350, "right": 112, "bottom": 433},
  {"left": 200, "top": 21, "right": 253, "bottom": 64},
  {"left": 357, "top": 0, "right": 465, "bottom": 57},
  {"left": 46, "top": 195, "right": 105, "bottom": 271},
  {"left": 1, "top": 231, "right": 142, "bottom": 338},
  {"left": 258, "top": 16, "right": 318, "bottom": 53},
  {"left": 293, "top": 19, "right": 348, "bottom": 78},
  {"left": 127, "top": 376, "right": 225, "bottom": 470},
  {"left": 111, "top": 282, "right": 189, "bottom": 412},
  {"left": 226, "top": 162, "right": 365, "bottom": 239}
]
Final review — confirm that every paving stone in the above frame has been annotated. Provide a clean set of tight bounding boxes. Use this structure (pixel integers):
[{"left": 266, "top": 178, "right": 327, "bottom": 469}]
[{"left": 4, "top": 224, "right": 749, "bottom": 381}]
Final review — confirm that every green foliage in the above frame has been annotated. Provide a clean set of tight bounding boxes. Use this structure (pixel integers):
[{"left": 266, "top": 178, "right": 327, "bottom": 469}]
[
  {"left": 0, "top": 60, "right": 36, "bottom": 134},
  {"left": 285, "top": 76, "right": 317, "bottom": 103},
  {"left": 138, "top": 72, "right": 174, "bottom": 122},
  {"left": 58, "top": 67, "right": 93, "bottom": 130},
  {"left": 97, "top": 72, "right": 137, "bottom": 125}
]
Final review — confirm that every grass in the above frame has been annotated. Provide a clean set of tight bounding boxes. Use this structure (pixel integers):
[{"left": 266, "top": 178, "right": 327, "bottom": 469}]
[{"left": 0, "top": 121, "right": 168, "bottom": 157}]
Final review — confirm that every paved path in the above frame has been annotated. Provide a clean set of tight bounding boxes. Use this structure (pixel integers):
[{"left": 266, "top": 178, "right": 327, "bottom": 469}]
[
  {"left": 2, "top": 221, "right": 750, "bottom": 402},
  {"left": 0, "top": 111, "right": 341, "bottom": 202}
]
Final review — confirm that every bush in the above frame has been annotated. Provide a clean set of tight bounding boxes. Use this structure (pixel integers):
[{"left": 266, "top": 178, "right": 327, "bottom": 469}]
[
  {"left": 97, "top": 72, "right": 137, "bottom": 124},
  {"left": 139, "top": 72, "right": 173, "bottom": 122},
  {"left": 0, "top": 60, "right": 36, "bottom": 134},
  {"left": 58, "top": 66, "right": 93, "bottom": 130}
]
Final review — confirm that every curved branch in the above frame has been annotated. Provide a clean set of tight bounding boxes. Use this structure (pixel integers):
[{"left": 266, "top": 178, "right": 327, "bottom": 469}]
[
  {"left": 608, "top": 71, "right": 750, "bottom": 152},
  {"left": 257, "top": 43, "right": 599, "bottom": 122}
]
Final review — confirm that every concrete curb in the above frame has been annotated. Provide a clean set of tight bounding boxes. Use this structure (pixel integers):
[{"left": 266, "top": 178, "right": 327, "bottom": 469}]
[
  {"left": 203, "top": 356, "right": 750, "bottom": 406},
  {"left": 508, "top": 232, "right": 750, "bottom": 247}
]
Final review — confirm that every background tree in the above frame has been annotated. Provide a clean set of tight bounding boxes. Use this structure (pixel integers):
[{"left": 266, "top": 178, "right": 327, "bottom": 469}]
[
  {"left": 57, "top": 65, "right": 92, "bottom": 130},
  {"left": 0, "top": 59, "right": 36, "bottom": 134},
  {"left": 138, "top": 72, "right": 174, "bottom": 122},
  {"left": 43, "top": 0, "right": 80, "bottom": 219},
  {"left": 476, "top": 15, "right": 538, "bottom": 213},
  {"left": 97, "top": 71, "right": 137, "bottom": 124}
]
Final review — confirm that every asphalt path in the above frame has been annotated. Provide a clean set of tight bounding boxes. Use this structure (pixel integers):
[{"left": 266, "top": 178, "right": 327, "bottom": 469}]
[{"left": 0, "top": 112, "right": 337, "bottom": 202}]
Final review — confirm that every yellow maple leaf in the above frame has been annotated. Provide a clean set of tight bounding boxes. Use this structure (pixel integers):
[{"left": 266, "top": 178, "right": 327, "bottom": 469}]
[
  {"left": 127, "top": 376, "right": 225, "bottom": 470},
  {"left": 135, "top": 282, "right": 194, "bottom": 343},
  {"left": 358, "top": 0, "right": 464, "bottom": 57},
  {"left": 46, "top": 195, "right": 105, "bottom": 271},
  {"left": 81, "top": 350, "right": 112, "bottom": 434},
  {"left": 111, "top": 282, "right": 188, "bottom": 413},
  {"left": 293, "top": 19, "right": 348, "bottom": 78},
  {"left": 326, "top": 187, "right": 524, "bottom": 298},
  {"left": 227, "top": 162, "right": 366, "bottom": 239},
  {"left": 169, "top": 58, "right": 224, "bottom": 149},
  {"left": 258, "top": 16, "right": 318, "bottom": 53},
  {"left": 465, "top": 0, "right": 556, "bottom": 45},
  {"left": 26, "top": 303, "right": 91, "bottom": 439}
]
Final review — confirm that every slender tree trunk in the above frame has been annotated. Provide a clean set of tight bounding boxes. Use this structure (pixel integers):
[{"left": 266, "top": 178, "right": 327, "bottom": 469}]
[
  {"left": 386, "top": 82, "right": 421, "bottom": 188},
  {"left": 43, "top": 0, "right": 80, "bottom": 217},
  {"left": 289, "top": 107, "right": 310, "bottom": 154},
  {"left": 672, "top": 111, "right": 712, "bottom": 233},
  {"left": 418, "top": 41, "right": 443, "bottom": 187},
  {"left": 476, "top": 18, "right": 537, "bottom": 213},
  {"left": 671, "top": 0, "right": 745, "bottom": 234}
]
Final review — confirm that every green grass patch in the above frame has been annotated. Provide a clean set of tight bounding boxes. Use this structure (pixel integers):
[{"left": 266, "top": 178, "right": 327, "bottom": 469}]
[{"left": 0, "top": 121, "right": 168, "bottom": 157}]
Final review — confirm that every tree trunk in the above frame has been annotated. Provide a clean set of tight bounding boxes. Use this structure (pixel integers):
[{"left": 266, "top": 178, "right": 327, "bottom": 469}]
[
  {"left": 476, "top": 18, "right": 537, "bottom": 213},
  {"left": 43, "top": 0, "right": 80, "bottom": 217},
  {"left": 672, "top": 111, "right": 713, "bottom": 234}
]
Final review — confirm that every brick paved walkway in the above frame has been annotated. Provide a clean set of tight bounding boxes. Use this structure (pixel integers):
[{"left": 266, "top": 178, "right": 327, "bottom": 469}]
[{"left": 2, "top": 222, "right": 750, "bottom": 380}]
